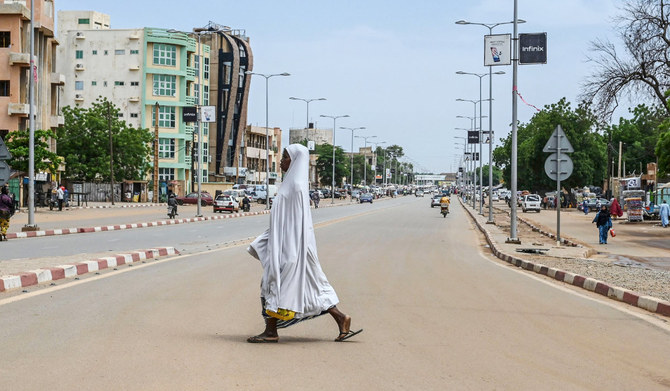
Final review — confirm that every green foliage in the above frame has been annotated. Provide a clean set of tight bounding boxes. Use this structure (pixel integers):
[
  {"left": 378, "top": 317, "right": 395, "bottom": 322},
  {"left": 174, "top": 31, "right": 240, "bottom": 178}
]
[
  {"left": 481, "top": 164, "right": 502, "bottom": 186},
  {"left": 58, "top": 98, "right": 153, "bottom": 182},
  {"left": 493, "top": 98, "right": 606, "bottom": 192},
  {"left": 5, "top": 129, "right": 62, "bottom": 174},
  {"left": 314, "top": 143, "right": 348, "bottom": 187},
  {"left": 656, "top": 127, "right": 670, "bottom": 178}
]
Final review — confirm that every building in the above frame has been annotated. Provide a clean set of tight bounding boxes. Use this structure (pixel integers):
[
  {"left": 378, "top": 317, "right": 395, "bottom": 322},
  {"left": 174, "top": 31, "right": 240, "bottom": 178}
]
[
  {"left": 0, "top": 0, "right": 62, "bottom": 160},
  {"left": 243, "top": 125, "right": 281, "bottom": 185},
  {"left": 198, "top": 22, "right": 252, "bottom": 184},
  {"left": 57, "top": 11, "right": 210, "bottom": 197},
  {"left": 289, "top": 125, "right": 332, "bottom": 187}
]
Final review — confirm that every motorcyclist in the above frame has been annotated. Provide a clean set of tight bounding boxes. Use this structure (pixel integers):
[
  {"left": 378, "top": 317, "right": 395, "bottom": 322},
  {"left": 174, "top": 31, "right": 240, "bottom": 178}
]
[
  {"left": 167, "top": 193, "right": 178, "bottom": 216},
  {"left": 440, "top": 194, "right": 451, "bottom": 214},
  {"left": 242, "top": 195, "right": 251, "bottom": 212}
]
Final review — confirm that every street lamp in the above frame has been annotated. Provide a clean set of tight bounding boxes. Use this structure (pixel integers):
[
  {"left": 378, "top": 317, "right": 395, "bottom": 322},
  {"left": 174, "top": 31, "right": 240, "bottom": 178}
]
[
  {"left": 456, "top": 17, "right": 525, "bottom": 235},
  {"left": 289, "top": 96, "right": 326, "bottom": 129},
  {"left": 340, "top": 126, "right": 366, "bottom": 201},
  {"left": 355, "top": 135, "right": 377, "bottom": 186},
  {"left": 370, "top": 140, "right": 386, "bottom": 187},
  {"left": 454, "top": 136, "right": 467, "bottom": 192},
  {"left": 246, "top": 71, "right": 291, "bottom": 208},
  {"left": 456, "top": 113, "right": 487, "bottom": 209},
  {"left": 320, "top": 114, "right": 349, "bottom": 204}
]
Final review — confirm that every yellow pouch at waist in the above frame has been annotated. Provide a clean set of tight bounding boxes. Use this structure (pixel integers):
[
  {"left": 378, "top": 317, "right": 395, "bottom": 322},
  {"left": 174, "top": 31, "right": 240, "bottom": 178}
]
[{"left": 266, "top": 308, "right": 296, "bottom": 321}]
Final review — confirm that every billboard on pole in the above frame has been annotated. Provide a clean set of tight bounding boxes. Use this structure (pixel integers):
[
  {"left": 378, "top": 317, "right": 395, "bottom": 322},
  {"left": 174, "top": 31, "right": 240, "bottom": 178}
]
[
  {"left": 484, "top": 34, "right": 511, "bottom": 66},
  {"left": 519, "top": 33, "right": 547, "bottom": 64}
]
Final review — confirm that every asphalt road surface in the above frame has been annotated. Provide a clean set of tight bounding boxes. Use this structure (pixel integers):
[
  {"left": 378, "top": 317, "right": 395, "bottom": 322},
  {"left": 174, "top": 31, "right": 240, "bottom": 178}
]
[{"left": 1, "top": 197, "right": 669, "bottom": 390}]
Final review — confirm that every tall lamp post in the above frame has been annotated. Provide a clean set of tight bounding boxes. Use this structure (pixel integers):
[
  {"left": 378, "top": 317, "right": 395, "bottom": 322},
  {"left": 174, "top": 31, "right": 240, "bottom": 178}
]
[
  {"left": 246, "top": 71, "right": 291, "bottom": 208},
  {"left": 289, "top": 96, "right": 326, "bottom": 129},
  {"left": 456, "top": 17, "right": 525, "bottom": 234},
  {"left": 355, "top": 135, "right": 377, "bottom": 186},
  {"left": 340, "top": 126, "right": 366, "bottom": 201},
  {"left": 454, "top": 136, "right": 467, "bottom": 192},
  {"left": 370, "top": 140, "right": 386, "bottom": 187},
  {"left": 320, "top": 114, "right": 349, "bottom": 204},
  {"left": 456, "top": 114, "right": 486, "bottom": 209}
]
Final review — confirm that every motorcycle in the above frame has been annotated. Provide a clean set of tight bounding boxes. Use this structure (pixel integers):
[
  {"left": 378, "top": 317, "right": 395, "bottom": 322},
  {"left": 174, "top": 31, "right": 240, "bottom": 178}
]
[
  {"left": 167, "top": 205, "right": 177, "bottom": 219},
  {"left": 242, "top": 202, "right": 250, "bottom": 212},
  {"left": 440, "top": 204, "right": 449, "bottom": 218}
]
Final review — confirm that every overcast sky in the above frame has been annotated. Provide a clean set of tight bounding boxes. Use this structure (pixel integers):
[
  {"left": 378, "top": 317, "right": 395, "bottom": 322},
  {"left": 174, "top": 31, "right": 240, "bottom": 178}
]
[{"left": 55, "top": 0, "right": 635, "bottom": 173}]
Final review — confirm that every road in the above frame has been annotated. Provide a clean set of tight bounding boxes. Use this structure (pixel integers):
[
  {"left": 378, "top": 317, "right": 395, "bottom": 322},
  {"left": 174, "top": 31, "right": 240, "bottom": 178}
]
[{"left": 1, "top": 196, "right": 669, "bottom": 390}]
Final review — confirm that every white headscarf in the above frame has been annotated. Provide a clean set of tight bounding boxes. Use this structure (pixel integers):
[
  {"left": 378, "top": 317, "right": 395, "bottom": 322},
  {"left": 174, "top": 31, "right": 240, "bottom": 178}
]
[{"left": 248, "top": 144, "right": 339, "bottom": 317}]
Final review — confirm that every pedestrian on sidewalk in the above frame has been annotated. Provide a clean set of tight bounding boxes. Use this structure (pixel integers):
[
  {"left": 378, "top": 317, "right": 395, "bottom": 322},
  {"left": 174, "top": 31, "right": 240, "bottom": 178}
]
[
  {"left": 0, "top": 185, "right": 15, "bottom": 241},
  {"left": 660, "top": 200, "right": 670, "bottom": 228},
  {"left": 56, "top": 185, "right": 64, "bottom": 211},
  {"left": 246, "top": 144, "right": 362, "bottom": 343},
  {"left": 610, "top": 198, "right": 623, "bottom": 219},
  {"left": 311, "top": 189, "right": 320, "bottom": 208},
  {"left": 582, "top": 199, "right": 589, "bottom": 214},
  {"left": 592, "top": 205, "right": 612, "bottom": 244}
]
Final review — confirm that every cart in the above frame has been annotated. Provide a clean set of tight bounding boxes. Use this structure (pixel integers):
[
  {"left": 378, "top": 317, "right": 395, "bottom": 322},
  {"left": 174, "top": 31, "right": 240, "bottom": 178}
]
[{"left": 624, "top": 197, "right": 644, "bottom": 222}]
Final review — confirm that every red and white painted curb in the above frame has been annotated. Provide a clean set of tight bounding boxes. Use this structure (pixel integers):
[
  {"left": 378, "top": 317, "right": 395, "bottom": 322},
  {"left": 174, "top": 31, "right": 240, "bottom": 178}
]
[
  {"left": 0, "top": 247, "right": 180, "bottom": 293},
  {"left": 4, "top": 210, "right": 271, "bottom": 240},
  {"left": 461, "top": 199, "right": 670, "bottom": 318}
]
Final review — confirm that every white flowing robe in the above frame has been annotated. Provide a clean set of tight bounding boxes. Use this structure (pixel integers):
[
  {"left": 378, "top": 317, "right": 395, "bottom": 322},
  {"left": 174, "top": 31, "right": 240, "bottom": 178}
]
[{"left": 248, "top": 144, "right": 339, "bottom": 318}]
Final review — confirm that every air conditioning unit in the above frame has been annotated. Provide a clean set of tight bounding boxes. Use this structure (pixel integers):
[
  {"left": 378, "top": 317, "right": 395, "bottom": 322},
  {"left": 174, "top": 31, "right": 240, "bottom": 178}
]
[
  {"left": 75, "top": 94, "right": 84, "bottom": 100},
  {"left": 75, "top": 63, "right": 84, "bottom": 69},
  {"left": 76, "top": 32, "right": 83, "bottom": 37}
]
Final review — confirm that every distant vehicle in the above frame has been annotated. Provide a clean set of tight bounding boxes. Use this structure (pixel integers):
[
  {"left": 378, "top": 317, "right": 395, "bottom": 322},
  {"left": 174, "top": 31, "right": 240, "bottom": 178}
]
[
  {"left": 492, "top": 192, "right": 500, "bottom": 202},
  {"left": 224, "top": 189, "right": 246, "bottom": 204},
  {"left": 359, "top": 193, "right": 374, "bottom": 203},
  {"left": 431, "top": 194, "right": 441, "bottom": 208},
  {"left": 176, "top": 191, "right": 213, "bottom": 206},
  {"left": 351, "top": 190, "right": 361, "bottom": 200},
  {"left": 578, "top": 198, "right": 610, "bottom": 211},
  {"left": 521, "top": 194, "right": 541, "bottom": 213},
  {"left": 213, "top": 195, "right": 239, "bottom": 213},
  {"left": 415, "top": 189, "right": 425, "bottom": 197}
]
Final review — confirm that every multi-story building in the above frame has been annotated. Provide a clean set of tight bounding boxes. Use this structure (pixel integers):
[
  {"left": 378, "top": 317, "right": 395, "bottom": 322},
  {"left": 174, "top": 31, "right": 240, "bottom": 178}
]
[
  {"left": 57, "top": 11, "right": 210, "bottom": 197},
  {"left": 198, "top": 23, "right": 252, "bottom": 184},
  {"left": 243, "top": 125, "right": 281, "bottom": 185},
  {"left": 0, "top": 0, "right": 62, "bottom": 175},
  {"left": 289, "top": 125, "right": 333, "bottom": 187}
]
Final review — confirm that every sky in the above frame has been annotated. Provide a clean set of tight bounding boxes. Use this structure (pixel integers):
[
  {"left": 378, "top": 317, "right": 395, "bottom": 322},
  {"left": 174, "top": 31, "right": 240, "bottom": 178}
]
[{"left": 54, "top": 0, "right": 634, "bottom": 174}]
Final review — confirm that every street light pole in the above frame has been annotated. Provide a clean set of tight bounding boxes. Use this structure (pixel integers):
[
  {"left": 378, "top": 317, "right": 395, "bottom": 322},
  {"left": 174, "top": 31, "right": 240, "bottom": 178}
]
[
  {"left": 321, "top": 114, "right": 349, "bottom": 204},
  {"left": 246, "top": 71, "right": 291, "bottom": 208},
  {"left": 289, "top": 96, "right": 326, "bottom": 129},
  {"left": 355, "top": 135, "right": 377, "bottom": 186},
  {"left": 340, "top": 126, "right": 366, "bottom": 201},
  {"left": 370, "top": 140, "right": 386, "bottom": 187}
]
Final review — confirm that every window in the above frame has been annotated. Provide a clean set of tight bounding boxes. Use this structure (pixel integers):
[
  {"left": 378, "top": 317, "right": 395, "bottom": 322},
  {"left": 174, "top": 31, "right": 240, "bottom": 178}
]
[
  {"left": 194, "top": 84, "right": 199, "bottom": 102},
  {"left": 114, "top": 81, "right": 125, "bottom": 86},
  {"left": 117, "top": 113, "right": 124, "bottom": 118},
  {"left": 159, "top": 138, "right": 175, "bottom": 158},
  {"left": 203, "top": 85, "right": 209, "bottom": 105},
  {"left": 130, "top": 113, "right": 138, "bottom": 118},
  {"left": 194, "top": 54, "right": 200, "bottom": 75},
  {"left": 103, "top": 81, "right": 108, "bottom": 87},
  {"left": 92, "top": 50, "right": 97, "bottom": 55},
  {"left": 75, "top": 81, "right": 84, "bottom": 90},
  {"left": 104, "top": 50, "right": 108, "bottom": 55},
  {"left": 91, "top": 81, "right": 97, "bottom": 86},
  {"left": 75, "top": 50, "right": 83, "bottom": 59},
  {"left": 0, "top": 32, "right": 10, "bottom": 48},
  {"left": 130, "top": 81, "right": 139, "bottom": 86},
  {"left": 130, "top": 49, "right": 139, "bottom": 54},
  {"left": 0, "top": 80, "right": 9, "bottom": 96},
  {"left": 115, "top": 49, "right": 125, "bottom": 55},
  {"left": 159, "top": 167, "right": 175, "bottom": 182},
  {"left": 204, "top": 57, "right": 209, "bottom": 79},
  {"left": 78, "top": 18, "right": 90, "bottom": 24},
  {"left": 153, "top": 74, "right": 176, "bottom": 96},
  {"left": 152, "top": 106, "right": 176, "bottom": 128},
  {"left": 153, "top": 44, "right": 176, "bottom": 66},
  {"left": 202, "top": 123, "right": 208, "bottom": 137}
]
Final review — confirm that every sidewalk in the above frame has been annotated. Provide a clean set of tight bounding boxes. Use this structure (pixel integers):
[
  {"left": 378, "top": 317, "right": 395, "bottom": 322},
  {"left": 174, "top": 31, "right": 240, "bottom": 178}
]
[{"left": 458, "top": 197, "right": 670, "bottom": 317}]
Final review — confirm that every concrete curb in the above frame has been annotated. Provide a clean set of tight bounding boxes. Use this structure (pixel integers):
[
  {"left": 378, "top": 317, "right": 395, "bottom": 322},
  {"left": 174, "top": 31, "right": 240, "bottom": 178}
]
[
  {"left": 492, "top": 206, "right": 583, "bottom": 248},
  {"left": 461, "top": 199, "right": 670, "bottom": 318},
  {"left": 0, "top": 247, "right": 180, "bottom": 293}
]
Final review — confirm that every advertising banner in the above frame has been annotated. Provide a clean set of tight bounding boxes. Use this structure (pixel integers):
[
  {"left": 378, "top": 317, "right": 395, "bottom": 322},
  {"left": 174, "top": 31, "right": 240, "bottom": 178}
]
[
  {"left": 468, "top": 131, "right": 480, "bottom": 144},
  {"left": 201, "top": 106, "right": 216, "bottom": 122},
  {"left": 519, "top": 33, "right": 547, "bottom": 64},
  {"left": 182, "top": 106, "right": 197, "bottom": 123},
  {"left": 484, "top": 34, "right": 511, "bottom": 66}
]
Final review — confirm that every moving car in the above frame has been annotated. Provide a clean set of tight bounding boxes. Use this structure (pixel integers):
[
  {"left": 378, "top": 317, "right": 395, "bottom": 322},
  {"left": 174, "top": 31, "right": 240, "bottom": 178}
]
[
  {"left": 492, "top": 192, "right": 500, "bottom": 202},
  {"left": 359, "top": 193, "right": 374, "bottom": 203},
  {"left": 521, "top": 194, "right": 541, "bottom": 213},
  {"left": 213, "top": 195, "right": 239, "bottom": 213},
  {"left": 176, "top": 191, "right": 213, "bottom": 206},
  {"left": 415, "top": 189, "right": 424, "bottom": 197},
  {"left": 431, "top": 194, "right": 441, "bottom": 208}
]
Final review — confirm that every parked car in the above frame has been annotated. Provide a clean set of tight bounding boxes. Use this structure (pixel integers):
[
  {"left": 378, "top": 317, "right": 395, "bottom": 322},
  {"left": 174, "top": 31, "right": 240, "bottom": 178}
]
[
  {"left": 578, "top": 198, "right": 610, "bottom": 211},
  {"left": 521, "top": 194, "right": 541, "bottom": 213},
  {"left": 415, "top": 189, "right": 425, "bottom": 197},
  {"left": 360, "top": 193, "right": 374, "bottom": 203},
  {"left": 351, "top": 190, "right": 361, "bottom": 200},
  {"left": 492, "top": 192, "right": 500, "bottom": 202},
  {"left": 213, "top": 195, "right": 239, "bottom": 213},
  {"left": 431, "top": 194, "right": 441, "bottom": 208},
  {"left": 224, "top": 189, "right": 246, "bottom": 204},
  {"left": 176, "top": 191, "right": 213, "bottom": 206},
  {"left": 334, "top": 189, "right": 347, "bottom": 199}
]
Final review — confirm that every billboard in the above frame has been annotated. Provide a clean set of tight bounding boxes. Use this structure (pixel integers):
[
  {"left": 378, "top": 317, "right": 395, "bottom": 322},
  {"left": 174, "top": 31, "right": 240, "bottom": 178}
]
[
  {"left": 201, "top": 106, "right": 216, "bottom": 122},
  {"left": 484, "top": 34, "right": 511, "bottom": 66},
  {"left": 519, "top": 33, "right": 547, "bottom": 64},
  {"left": 468, "top": 131, "right": 479, "bottom": 144},
  {"left": 182, "top": 106, "right": 197, "bottom": 123}
]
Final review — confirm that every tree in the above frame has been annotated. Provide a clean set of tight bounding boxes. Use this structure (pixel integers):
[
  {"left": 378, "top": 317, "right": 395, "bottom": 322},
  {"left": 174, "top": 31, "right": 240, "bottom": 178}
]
[
  {"left": 493, "top": 98, "right": 607, "bottom": 192},
  {"left": 481, "top": 164, "right": 502, "bottom": 186},
  {"left": 581, "top": 0, "right": 670, "bottom": 120},
  {"left": 58, "top": 98, "right": 153, "bottom": 182},
  {"left": 5, "top": 129, "right": 62, "bottom": 175},
  {"left": 314, "top": 143, "right": 348, "bottom": 188}
]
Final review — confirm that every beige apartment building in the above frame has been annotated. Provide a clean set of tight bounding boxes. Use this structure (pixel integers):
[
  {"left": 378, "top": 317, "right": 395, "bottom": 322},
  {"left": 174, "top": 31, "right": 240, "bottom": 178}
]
[{"left": 244, "top": 125, "right": 281, "bottom": 185}]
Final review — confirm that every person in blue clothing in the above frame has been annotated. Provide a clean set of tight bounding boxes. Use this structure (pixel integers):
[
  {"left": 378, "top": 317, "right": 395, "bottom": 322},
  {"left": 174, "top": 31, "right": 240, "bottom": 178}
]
[{"left": 592, "top": 205, "right": 612, "bottom": 244}]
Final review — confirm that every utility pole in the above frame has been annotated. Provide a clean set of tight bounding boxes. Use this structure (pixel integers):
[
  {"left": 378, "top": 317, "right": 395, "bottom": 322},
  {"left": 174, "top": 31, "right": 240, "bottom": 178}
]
[
  {"left": 108, "top": 102, "right": 115, "bottom": 205},
  {"left": 153, "top": 103, "right": 159, "bottom": 203}
]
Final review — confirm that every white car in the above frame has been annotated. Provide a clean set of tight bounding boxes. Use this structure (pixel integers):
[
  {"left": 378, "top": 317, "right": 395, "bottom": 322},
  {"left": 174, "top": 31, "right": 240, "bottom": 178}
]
[
  {"left": 521, "top": 194, "right": 541, "bottom": 213},
  {"left": 492, "top": 192, "right": 500, "bottom": 202}
]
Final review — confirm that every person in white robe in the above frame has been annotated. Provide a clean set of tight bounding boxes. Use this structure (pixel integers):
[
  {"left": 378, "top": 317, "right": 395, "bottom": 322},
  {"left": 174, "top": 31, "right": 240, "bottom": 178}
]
[
  {"left": 246, "top": 144, "right": 362, "bottom": 343},
  {"left": 660, "top": 200, "right": 669, "bottom": 228}
]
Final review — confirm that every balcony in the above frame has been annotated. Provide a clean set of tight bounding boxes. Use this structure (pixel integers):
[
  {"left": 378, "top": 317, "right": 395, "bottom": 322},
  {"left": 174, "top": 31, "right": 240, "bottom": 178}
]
[
  {"left": 185, "top": 96, "right": 196, "bottom": 106},
  {"left": 9, "top": 52, "right": 29, "bottom": 66},
  {"left": 50, "top": 115, "right": 64, "bottom": 127},
  {"left": 186, "top": 66, "right": 196, "bottom": 81},
  {"left": 50, "top": 72, "right": 65, "bottom": 85},
  {"left": 8, "top": 103, "right": 29, "bottom": 116},
  {"left": 184, "top": 155, "right": 192, "bottom": 165},
  {"left": 184, "top": 125, "right": 194, "bottom": 137}
]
